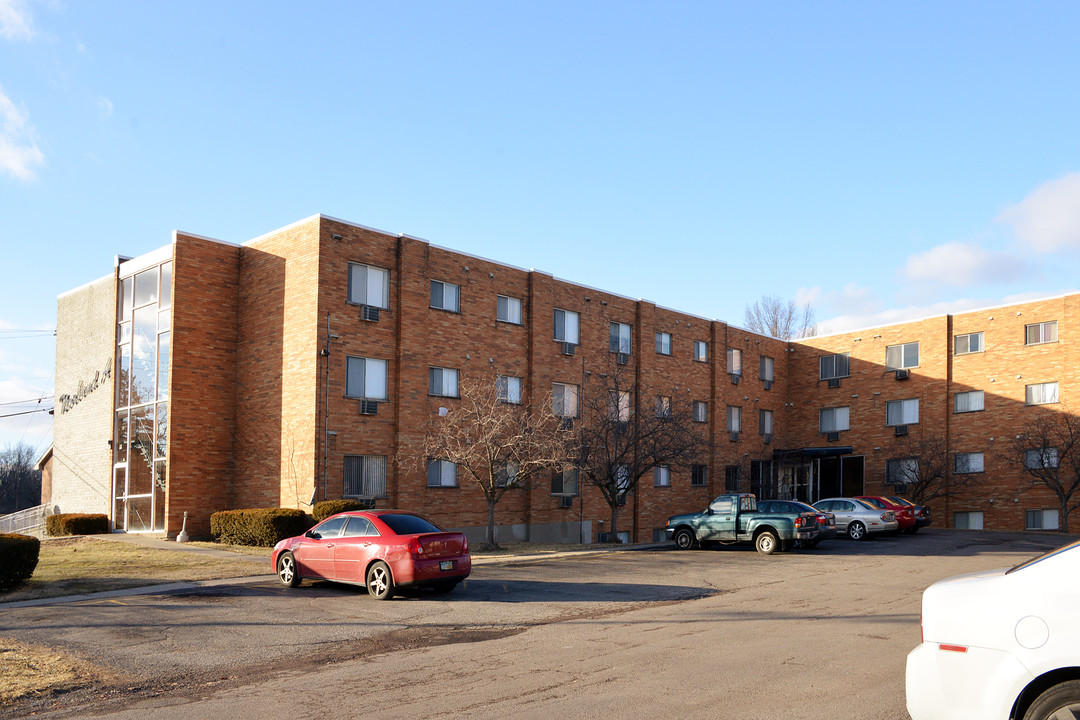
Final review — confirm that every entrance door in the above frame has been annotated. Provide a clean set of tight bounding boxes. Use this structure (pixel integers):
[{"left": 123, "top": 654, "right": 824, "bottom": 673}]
[
  {"left": 841, "top": 456, "right": 865, "bottom": 496},
  {"left": 113, "top": 461, "right": 162, "bottom": 532}
]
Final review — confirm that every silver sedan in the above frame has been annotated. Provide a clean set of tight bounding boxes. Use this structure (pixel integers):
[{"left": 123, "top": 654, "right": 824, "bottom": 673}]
[{"left": 813, "top": 497, "right": 898, "bottom": 540}]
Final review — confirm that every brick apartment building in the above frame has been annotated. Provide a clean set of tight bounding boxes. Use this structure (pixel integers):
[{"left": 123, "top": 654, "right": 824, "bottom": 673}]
[{"left": 47, "top": 214, "right": 1078, "bottom": 541}]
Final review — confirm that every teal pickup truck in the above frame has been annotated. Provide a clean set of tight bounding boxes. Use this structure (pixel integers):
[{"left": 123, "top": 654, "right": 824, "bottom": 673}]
[{"left": 665, "top": 493, "right": 818, "bottom": 555}]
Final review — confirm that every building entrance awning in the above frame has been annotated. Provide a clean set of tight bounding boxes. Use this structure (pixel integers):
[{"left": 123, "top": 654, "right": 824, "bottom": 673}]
[{"left": 773, "top": 446, "right": 854, "bottom": 461}]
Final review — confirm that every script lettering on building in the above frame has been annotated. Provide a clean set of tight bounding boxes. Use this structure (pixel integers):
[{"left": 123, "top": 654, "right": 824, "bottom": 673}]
[{"left": 58, "top": 358, "right": 114, "bottom": 414}]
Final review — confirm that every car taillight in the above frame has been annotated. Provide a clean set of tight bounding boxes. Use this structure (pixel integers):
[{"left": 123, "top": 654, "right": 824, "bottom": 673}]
[
  {"left": 407, "top": 537, "right": 424, "bottom": 557},
  {"left": 462, "top": 535, "right": 469, "bottom": 553},
  {"left": 939, "top": 644, "right": 968, "bottom": 653}
]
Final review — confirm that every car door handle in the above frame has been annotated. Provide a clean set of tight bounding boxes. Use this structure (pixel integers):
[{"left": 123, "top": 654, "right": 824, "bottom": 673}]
[{"left": 326, "top": 543, "right": 335, "bottom": 548}]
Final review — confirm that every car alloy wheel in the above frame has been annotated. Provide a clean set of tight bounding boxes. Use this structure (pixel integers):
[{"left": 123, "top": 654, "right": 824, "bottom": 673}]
[
  {"left": 848, "top": 522, "right": 866, "bottom": 541},
  {"left": 276, "top": 552, "right": 301, "bottom": 588},
  {"left": 366, "top": 561, "right": 395, "bottom": 600},
  {"left": 674, "top": 528, "right": 695, "bottom": 550}
]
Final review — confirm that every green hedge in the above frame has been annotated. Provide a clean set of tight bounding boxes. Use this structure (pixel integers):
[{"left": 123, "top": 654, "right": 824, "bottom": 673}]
[
  {"left": 0, "top": 533, "right": 40, "bottom": 591},
  {"left": 312, "top": 499, "right": 365, "bottom": 522},
  {"left": 210, "top": 508, "right": 312, "bottom": 547},
  {"left": 45, "top": 513, "right": 110, "bottom": 537}
]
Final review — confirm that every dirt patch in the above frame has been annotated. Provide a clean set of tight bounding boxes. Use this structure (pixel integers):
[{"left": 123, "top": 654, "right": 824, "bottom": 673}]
[{"left": 0, "top": 637, "right": 113, "bottom": 707}]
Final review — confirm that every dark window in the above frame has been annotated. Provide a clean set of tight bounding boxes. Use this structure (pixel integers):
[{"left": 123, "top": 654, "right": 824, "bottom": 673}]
[{"left": 377, "top": 513, "right": 442, "bottom": 535}]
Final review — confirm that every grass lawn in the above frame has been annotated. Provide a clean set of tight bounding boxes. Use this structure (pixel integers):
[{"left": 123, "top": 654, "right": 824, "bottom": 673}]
[{"left": 0, "top": 536, "right": 268, "bottom": 604}]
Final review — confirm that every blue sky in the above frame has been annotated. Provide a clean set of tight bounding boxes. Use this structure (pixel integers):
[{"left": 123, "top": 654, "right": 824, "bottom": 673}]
[{"left": 2, "top": 1, "right": 1080, "bottom": 457}]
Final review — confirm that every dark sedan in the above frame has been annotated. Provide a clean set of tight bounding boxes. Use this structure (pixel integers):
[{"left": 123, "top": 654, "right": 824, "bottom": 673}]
[{"left": 759, "top": 499, "right": 837, "bottom": 546}]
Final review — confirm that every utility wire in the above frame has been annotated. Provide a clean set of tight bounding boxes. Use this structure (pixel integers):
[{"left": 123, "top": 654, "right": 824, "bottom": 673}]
[{"left": 0, "top": 408, "right": 53, "bottom": 419}]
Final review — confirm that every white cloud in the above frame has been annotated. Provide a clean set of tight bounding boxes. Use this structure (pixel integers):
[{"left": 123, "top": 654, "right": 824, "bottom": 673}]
[
  {"left": 97, "top": 96, "right": 113, "bottom": 119},
  {"left": 0, "top": 86, "right": 44, "bottom": 181},
  {"left": 997, "top": 172, "right": 1080, "bottom": 253},
  {"left": 0, "top": 0, "right": 33, "bottom": 40},
  {"left": 903, "top": 241, "right": 1027, "bottom": 286},
  {"left": 797, "top": 282, "right": 881, "bottom": 318}
]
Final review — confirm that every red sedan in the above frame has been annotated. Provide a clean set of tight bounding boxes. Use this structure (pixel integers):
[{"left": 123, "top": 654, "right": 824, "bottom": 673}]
[
  {"left": 272, "top": 510, "right": 471, "bottom": 600},
  {"left": 856, "top": 496, "right": 916, "bottom": 532}
]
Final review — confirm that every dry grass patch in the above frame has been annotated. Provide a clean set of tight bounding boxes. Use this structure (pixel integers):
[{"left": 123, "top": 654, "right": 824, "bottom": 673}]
[
  {"left": 185, "top": 540, "right": 274, "bottom": 557},
  {"left": 0, "top": 637, "right": 108, "bottom": 705},
  {"left": 0, "top": 537, "right": 268, "bottom": 603}
]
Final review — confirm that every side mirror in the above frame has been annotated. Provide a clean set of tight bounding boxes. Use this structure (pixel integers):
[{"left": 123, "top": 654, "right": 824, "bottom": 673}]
[{"left": 305, "top": 530, "right": 319, "bottom": 539}]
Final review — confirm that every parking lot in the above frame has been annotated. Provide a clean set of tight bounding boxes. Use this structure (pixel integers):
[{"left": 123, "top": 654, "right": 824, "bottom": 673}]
[{"left": 1, "top": 529, "right": 1067, "bottom": 719}]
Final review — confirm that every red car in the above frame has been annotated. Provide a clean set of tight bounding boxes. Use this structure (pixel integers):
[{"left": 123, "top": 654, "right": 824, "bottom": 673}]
[
  {"left": 272, "top": 510, "right": 471, "bottom": 600},
  {"left": 856, "top": 496, "right": 916, "bottom": 532}
]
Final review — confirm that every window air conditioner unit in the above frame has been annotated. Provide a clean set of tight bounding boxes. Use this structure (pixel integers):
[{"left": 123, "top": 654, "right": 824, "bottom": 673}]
[
  {"left": 730, "top": 373, "right": 741, "bottom": 385},
  {"left": 763, "top": 433, "right": 772, "bottom": 444},
  {"left": 827, "top": 377, "right": 841, "bottom": 389},
  {"left": 560, "top": 495, "right": 575, "bottom": 508},
  {"left": 826, "top": 431, "right": 840, "bottom": 442},
  {"left": 562, "top": 342, "right": 576, "bottom": 356},
  {"left": 730, "top": 431, "right": 740, "bottom": 442},
  {"left": 894, "top": 424, "right": 909, "bottom": 437},
  {"left": 895, "top": 369, "right": 909, "bottom": 380},
  {"left": 360, "top": 400, "right": 379, "bottom": 415},
  {"left": 616, "top": 352, "right": 630, "bottom": 366},
  {"left": 362, "top": 305, "right": 380, "bottom": 322},
  {"left": 763, "top": 380, "right": 772, "bottom": 391},
  {"left": 597, "top": 531, "right": 612, "bottom": 543}
]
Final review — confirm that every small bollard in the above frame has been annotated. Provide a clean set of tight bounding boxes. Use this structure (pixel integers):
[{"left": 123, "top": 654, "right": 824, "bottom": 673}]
[{"left": 177, "top": 511, "right": 190, "bottom": 543}]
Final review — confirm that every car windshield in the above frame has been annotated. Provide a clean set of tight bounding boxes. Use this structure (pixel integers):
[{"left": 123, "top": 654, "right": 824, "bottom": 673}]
[
  {"left": 378, "top": 513, "right": 443, "bottom": 535},
  {"left": 1006, "top": 538, "right": 1080, "bottom": 575},
  {"left": 853, "top": 498, "right": 877, "bottom": 510},
  {"left": 889, "top": 497, "right": 915, "bottom": 507},
  {"left": 860, "top": 497, "right": 885, "bottom": 508}
]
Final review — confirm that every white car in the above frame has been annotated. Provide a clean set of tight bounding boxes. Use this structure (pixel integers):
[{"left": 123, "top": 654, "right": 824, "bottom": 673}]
[{"left": 906, "top": 539, "right": 1080, "bottom": 720}]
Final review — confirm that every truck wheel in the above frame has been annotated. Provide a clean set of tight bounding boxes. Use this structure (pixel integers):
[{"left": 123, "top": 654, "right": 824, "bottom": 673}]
[
  {"left": 1023, "top": 680, "right": 1080, "bottom": 720},
  {"left": 755, "top": 530, "right": 778, "bottom": 555},
  {"left": 673, "top": 528, "right": 696, "bottom": 550}
]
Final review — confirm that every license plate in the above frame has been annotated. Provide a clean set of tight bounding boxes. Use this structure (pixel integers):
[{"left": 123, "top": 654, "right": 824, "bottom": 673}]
[{"left": 440, "top": 560, "right": 453, "bottom": 571}]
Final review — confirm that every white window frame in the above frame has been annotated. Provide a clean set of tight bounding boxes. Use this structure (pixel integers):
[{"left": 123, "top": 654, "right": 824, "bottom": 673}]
[
  {"left": 552, "top": 466, "right": 578, "bottom": 496},
  {"left": 655, "top": 332, "right": 672, "bottom": 356},
  {"left": 609, "top": 322, "right": 632, "bottom": 354},
  {"left": 953, "top": 511, "right": 983, "bottom": 530},
  {"left": 954, "top": 390, "right": 985, "bottom": 413},
  {"left": 886, "top": 398, "right": 920, "bottom": 426},
  {"left": 343, "top": 455, "right": 387, "bottom": 498},
  {"left": 819, "top": 353, "right": 850, "bottom": 380},
  {"left": 954, "top": 332, "right": 984, "bottom": 355},
  {"left": 819, "top": 406, "right": 850, "bottom": 433},
  {"left": 760, "top": 355, "right": 774, "bottom": 382},
  {"left": 759, "top": 409, "right": 773, "bottom": 435},
  {"left": 430, "top": 280, "right": 460, "bottom": 312},
  {"left": 886, "top": 457, "right": 918, "bottom": 486},
  {"left": 428, "top": 367, "right": 459, "bottom": 397},
  {"left": 726, "top": 405, "right": 741, "bottom": 433},
  {"left": 347, "top": 263, "right": 390, "bottom": 309},
  {"left": 426, "top": 459, "right": 458, "bottom": 487},
  {"left": 610, "top": 390, "right": 632, "bottom": 422},
  {"left": 345, "top": 356, "right": 388, "bottom": 400},
  {"left": 654, "top": 465, "right": 671, "bottom": 487},
  {"left": 726, "top": 348, "right": 742, "bottom": 375},
  {"left": 1025, "top": 447, "right": 1059, "bottom": 469},
  {"left": 886, "top": 341, "right": 920, "bottom": 370},
  {"left": 1026, "top": 509, "right": 1060, "bottom": 531},
  {"left": 497, "top": 375, "right": 522, "bottom": 404},
  {"left": 693, "top": 340, "right": 708, "bottom": 363},
  {"left": 1026, "top": 382, "right": 1059, "bottom": 406},
  {"left": 497, "top": 295, "right": 522, "bottom": 324},
  {"left": 1025, "top": 321, "right": 1058, "bottom": 345},
  {"left": 693, "top": 401, "right": 708, "bottom": 423},
  {"left": 553, "top": 308, "right": 580, "bottom": 345},
  {"left": 552, "top": 382, "right": 579, "bottom": 418},
  {"left": 954, "top": 452, "right": 985, "bottom": 474}
]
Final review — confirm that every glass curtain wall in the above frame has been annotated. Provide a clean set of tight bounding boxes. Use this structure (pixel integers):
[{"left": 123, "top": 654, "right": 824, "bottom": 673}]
[{"left": 113, "top": 261, "right": 171, "bottom": 531}]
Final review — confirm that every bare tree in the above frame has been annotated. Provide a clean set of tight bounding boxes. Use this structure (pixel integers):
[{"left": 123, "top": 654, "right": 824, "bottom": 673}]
[
  {"left": 577, "top": 362, "right": 710, "bottom": 542},
  {"left": 0, "top": 443, "right": 42, "bottom": 514},
  {"left": 1005, "top": 409, "right": 1080, "bottom": 533},
  {"left": 886, "top": 433, "right": 972, "bottom": 507},
  {"left": 405, "top": 374, "right": 575, "bottom": 550},
  {"left": 744, "top": 295, "right": 817, "bottom": 340}
]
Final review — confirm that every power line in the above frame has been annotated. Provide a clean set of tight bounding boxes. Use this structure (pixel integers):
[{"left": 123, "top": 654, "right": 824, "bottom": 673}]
[
  {"left": 0, "top": 408, "right": 53, "bottom": 419},
  {"left": 0, "top": 397, "right": 55, "bottom": 407}
]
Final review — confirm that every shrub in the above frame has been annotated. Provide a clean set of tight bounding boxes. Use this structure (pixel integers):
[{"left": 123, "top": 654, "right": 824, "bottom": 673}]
[
  {"left": 0, "top": 533, "right": 40, "bottom": 591},
  {"left": 210, "top": 508, "right": 312, "bottom": 547},
  {"left": 45, "top": 513, "right": 110, "bottom": 537},
  {"left": 312, "top": 499, "right": 364, "bottom": 522}
]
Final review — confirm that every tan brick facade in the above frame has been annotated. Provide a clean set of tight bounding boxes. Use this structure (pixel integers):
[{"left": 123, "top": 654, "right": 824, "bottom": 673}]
[{"left": 51, "top": 214, "right": 1080, "bottom": 538}]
